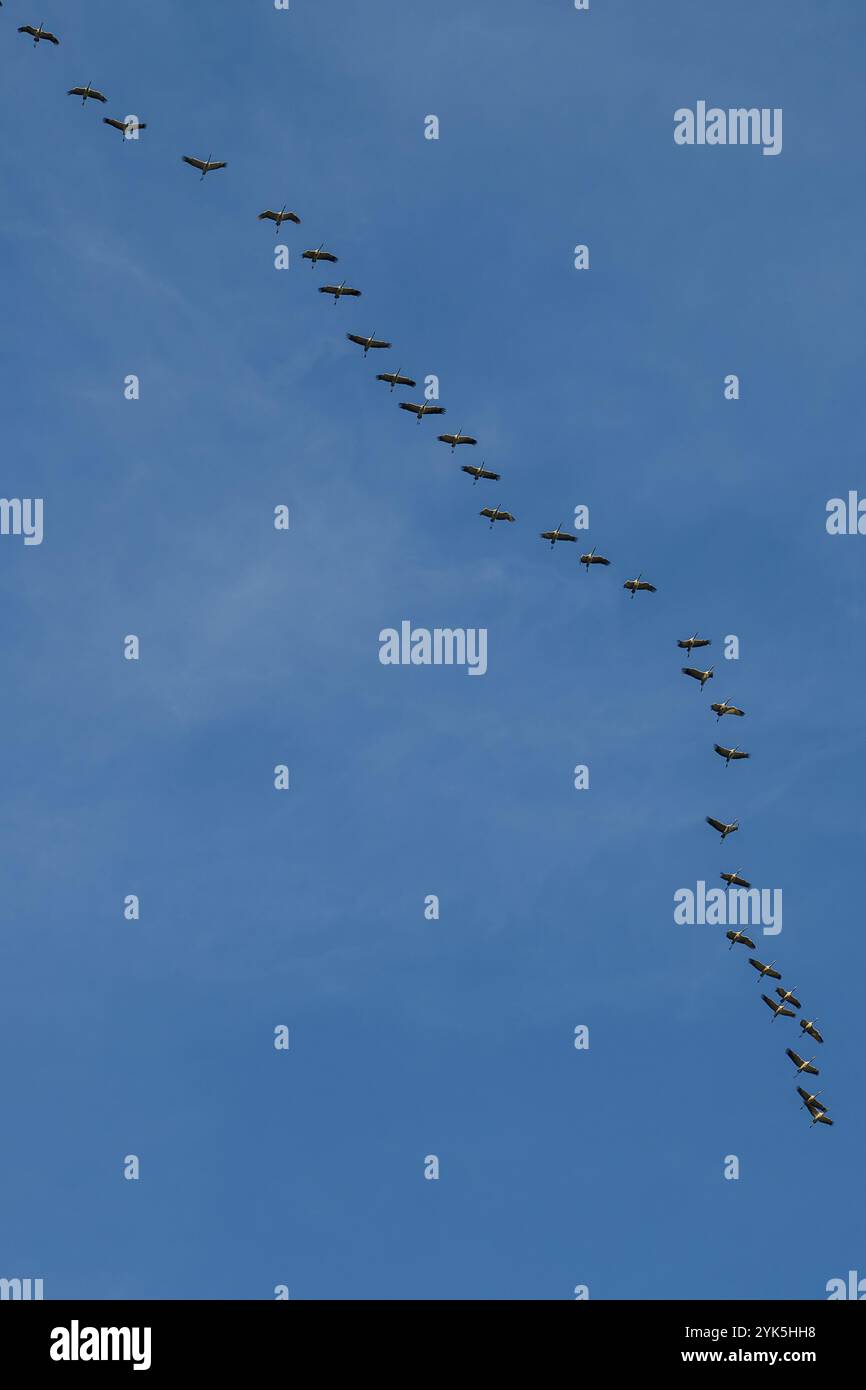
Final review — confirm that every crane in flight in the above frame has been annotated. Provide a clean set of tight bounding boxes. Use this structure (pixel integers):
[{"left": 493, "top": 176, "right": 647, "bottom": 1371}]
[
  {"left": 376, "top": 369, "right": 416, "bottom": 392},
  {"left": 346, "top": 332, "right": 391, "bottom": 355},
  {"left": 302, "top": 245, "right": 338, "bottom": 269},
  {"left": 539, "top": 525, "right": 577, "bottom": 549},
  {"left": 748, "top": 958, "right": 781, "bottom": 982},
  {"left": 579, "top": 546, "right": 610, "bottom": 570},
  {"left": 797, "top": 1085, "right": 826, "bottom": 1112},
  {"left": 182, "top": 155, "right": 227, "bottom": 179},
  {"left": 805, "top": 1105, "right": 833, "bottom": 1127},
  {"left": 480, "top": 506, "right": 515, "bottom": 528},
  {"left": 18, "top": 23, "right": 60, "bottom": 45},
  {"left": 682, "top": 666, "right": 714, "bottom": 688},
  {"left": 258, "top": 207, "right": 301, "bottom": 232},
  {"left": 726, "top": 929, "right": 756, "bottom": 950},
  {"left": 678, "top": 634, "right": 711, "bottom": 653},
  {"left": 399, "top": 401, "right": 445, "bottom": 423},
  {"left": 624, "top": 574, "right": 657, "bottom": 596},
  {"left": 714, "top": 743, "right": 750, "bottom": 767},
  {"left": 319, "top": 281, "right": 361, "bottom": 302},
  {"left": 720, "top": 870, "right": 750, "bottom": 889},
  {"left": 68, "top": 83, "right": 108, "bottom": 105},
  {"left": 103, "top": 116, "right": 147, "bottom": 138},
  {"left": 775, "top": 985, "right": 801, "bottom": 1009},
  {"left": 799, "top": 1017, "right": 824, "bottom": 1044},
  {"left": 437, "top": 429, "right": 477, "bottom": 451},
  {"left": 706, "top": 816, "right": 738, "bottom": 841},
  {"left": 461, "top": 463, "right": 500, "bottom": 485},
  {"left": 711, "top": 698, "right": 745, "bottom": 721},
  {"left": 761, "top": 993, "right": 796, "bottom": 1021},
  {"left": 786, "top": 1048, "right": 819, "bottom": 1077}
]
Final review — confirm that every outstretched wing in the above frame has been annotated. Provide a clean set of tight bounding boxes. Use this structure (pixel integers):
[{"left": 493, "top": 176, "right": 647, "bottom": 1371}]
[
  {"left": 683, "top": 668, "right": 703, "bottom": 679},
  {"left": 182, "top": 156, "right": 207, "bottom": 171},
  {"left": 706, "top": 817, "right": 726, "bottom": 833}
]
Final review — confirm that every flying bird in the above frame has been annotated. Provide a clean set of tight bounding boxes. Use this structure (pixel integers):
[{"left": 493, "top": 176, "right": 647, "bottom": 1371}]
[
  {"left": 258, "top": 207, "right": 301, "bottom": 232},
  {"left": 714, "top": 743, "right": 750, "bottom": 766},
  {"left": 721, "top": 870, "right": 751, "bottom": 889},
  {"left": 706, "top": 816, "right": 738, "bottom": 841},
  {"left": 678, "top": 634, "right": 711, "bottom": 653},
  {"left": 68, "top": 84, "right": 107, "bottom": 105},
  {"left": 318, "top": 281, "right": 361, "bottom": 302},
  {"left": 437, "top": 429, "right": 477, "bottom": 451},
  {"left": 182, "top": 155, "right": 227, "bottom": 179},
  {"left": 579, "top": 547, "right": 610, "bottom": 570},
  {"left": 480, "top": 506, "right": 515, "bottom": 528},
  {"left": 799, "top": 1018, "right": 824, "bottom": 1044},
  {"left": 776, "top": 986, "right": 801, "bottom": 1009},
  {"left": 461, "top": 463, "right": 500, "bottom": 484},
  {"left": 376, "top": 369, "right": 415, "bottom": 392},
  {"left": 797, "top": 1086, "right": 826, "bottom": 1112},
  {"left": 302, "top": 245, "right": 338, "bottom": 268},
  {"left": 346, "top": 331, "right": 391, "bottom": 355},
  {"left": 682, "top": 666, "right": 714, "bottom": 688},
  {"left": 726, "top": 929, "right": 756, "bottom": 950},
  {"left": 103, "top": 117, "right": 147, "bottom": 138},
  {"left": 711, "top": 699, "right": 745, "bottom": 721},
  {"left": 18, "top": 23, "right": 60, "bottom": 45},
  {"left": 806, "top": 1106, "right": 833, "bottom": 1127},
  {"left": 761, "top": 993, "right": 795, "bottom": 1021},
  {"left": 540, "top": 525, "right": 577, "bottom": 548},
  {"left": 624, "top": 574, "right": 656, "bottom": 596},
  {"left": 786, "top": 1048, "right": 819, "bottom": 1077},
  {"left": 399, "top": 401, "right": 445, "bottom": 422},
  {"left": 748, "top": 958, "right": 781, "bottom": 982}
]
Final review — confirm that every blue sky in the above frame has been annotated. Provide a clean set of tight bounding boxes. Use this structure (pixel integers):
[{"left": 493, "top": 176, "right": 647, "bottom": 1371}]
[{"left": 1, "top": 0, "right": 864, "bottom": 1299}]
